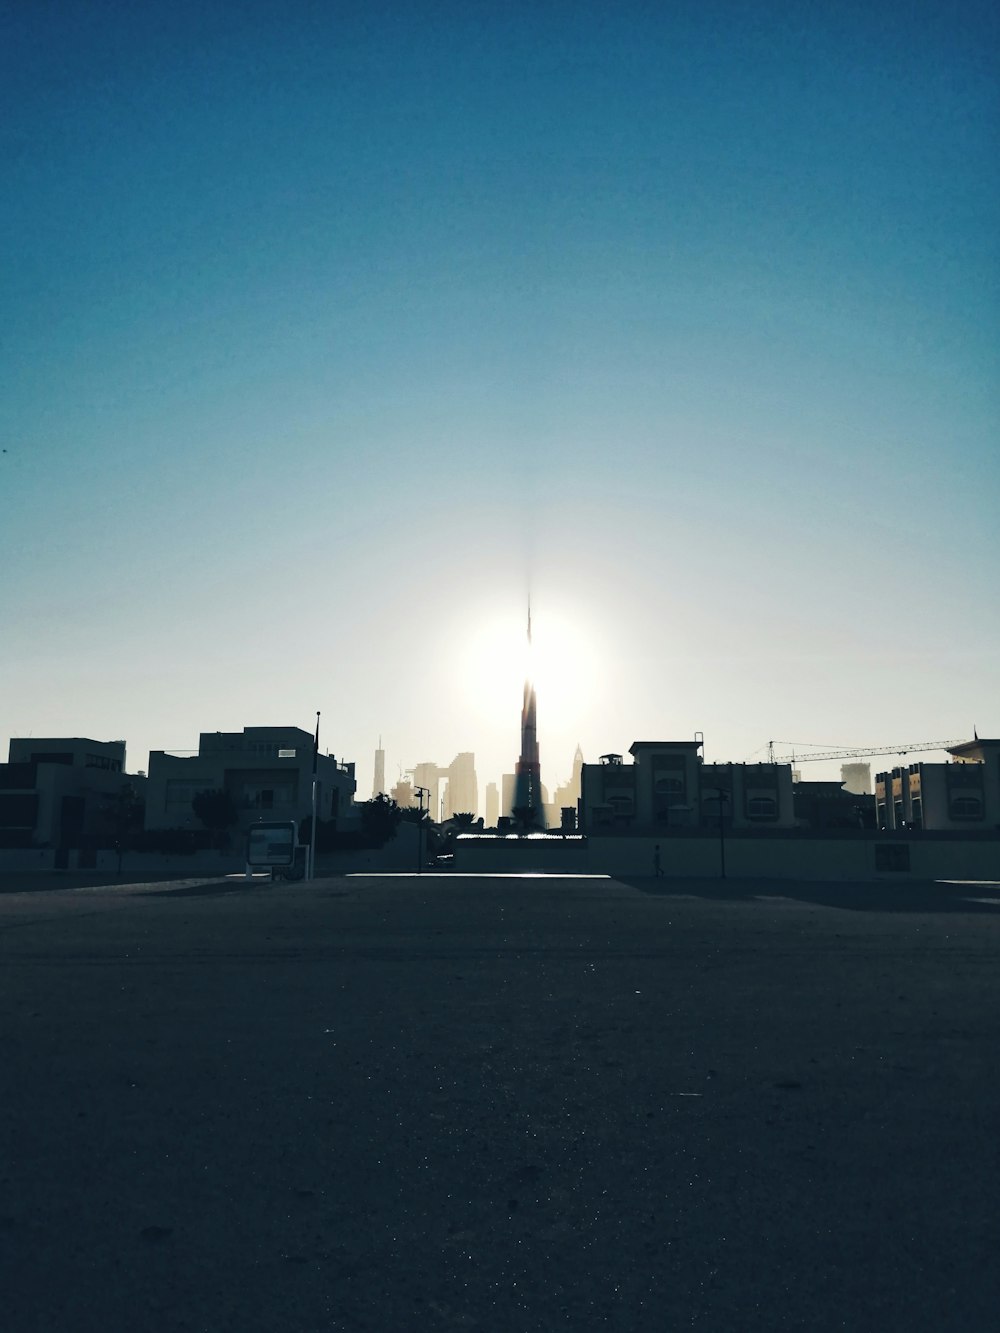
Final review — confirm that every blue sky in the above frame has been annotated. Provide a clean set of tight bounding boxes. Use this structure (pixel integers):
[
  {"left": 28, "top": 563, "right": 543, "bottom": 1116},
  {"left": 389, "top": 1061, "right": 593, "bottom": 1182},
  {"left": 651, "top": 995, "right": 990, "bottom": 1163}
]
[{"left": 2, "top": 1, "right": 997, "bottom": 804}]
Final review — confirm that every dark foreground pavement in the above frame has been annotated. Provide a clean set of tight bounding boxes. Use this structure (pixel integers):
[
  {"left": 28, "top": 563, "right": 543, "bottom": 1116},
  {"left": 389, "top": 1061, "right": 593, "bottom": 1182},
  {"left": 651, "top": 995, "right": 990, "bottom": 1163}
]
[{"left": 2, "top": 872, "right": 999, "bottom": 1332}]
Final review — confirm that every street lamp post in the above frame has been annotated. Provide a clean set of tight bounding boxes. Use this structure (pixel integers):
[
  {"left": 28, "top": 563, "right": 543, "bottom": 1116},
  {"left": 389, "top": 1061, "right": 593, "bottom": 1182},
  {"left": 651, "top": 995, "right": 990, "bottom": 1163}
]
[
  {"left": 413, "top": 786, "right": 429, "bottom": 873},
  {"left": 710, "top": 765, "right": 733, "bottom": 880}
]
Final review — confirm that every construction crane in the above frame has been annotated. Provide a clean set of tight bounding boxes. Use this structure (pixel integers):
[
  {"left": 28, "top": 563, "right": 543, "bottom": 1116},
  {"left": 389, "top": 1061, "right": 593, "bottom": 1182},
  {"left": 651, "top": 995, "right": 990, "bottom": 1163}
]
[{"left": 767, "top": 739, "right": 965, "bottom": 765}]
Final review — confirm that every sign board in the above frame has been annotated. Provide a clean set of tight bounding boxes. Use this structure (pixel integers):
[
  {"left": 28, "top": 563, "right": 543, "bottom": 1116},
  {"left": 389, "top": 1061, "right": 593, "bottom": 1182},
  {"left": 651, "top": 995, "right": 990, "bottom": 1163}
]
[{"left": 246, "top": 822, "right": 297, "bottom": 867}]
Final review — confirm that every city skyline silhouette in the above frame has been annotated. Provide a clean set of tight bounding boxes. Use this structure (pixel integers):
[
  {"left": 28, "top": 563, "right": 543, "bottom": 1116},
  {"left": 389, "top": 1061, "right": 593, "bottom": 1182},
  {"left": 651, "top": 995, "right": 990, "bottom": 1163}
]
[
  {"left": 1, "top": 3, "right": 996, "bottom": 808},
  {"left": 1, "top": 11, "right": 998, "bottom": 1326}
]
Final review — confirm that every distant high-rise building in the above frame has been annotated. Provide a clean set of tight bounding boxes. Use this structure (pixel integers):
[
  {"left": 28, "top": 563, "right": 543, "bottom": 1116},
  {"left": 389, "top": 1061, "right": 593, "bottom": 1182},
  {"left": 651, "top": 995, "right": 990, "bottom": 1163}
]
[
  {"left": 550, "top": 742, "right": 585, "bottom": 824},
  {"left": 840, "top": 763, "right": 872, "bottom": 795},
  {"left": 443, "top": 752, "right": 478, "bottom": 820},
  {"left": 373, "top": 741, "right": 385, "bottom": 798},
  {"left": 391, "top": 778, "right": 414, "bottom": 808},
  {"left": 501, "top": 773, "right": 515, "bottom": 818},
  {"left": 512, "top": 605, "right": 545, "bottom": 827},
  {"left": 410, "top": 762, "right": 443, "bottom": 819},
  {"left": 484, "top": 782, "right": 499, "bottom": 828}
]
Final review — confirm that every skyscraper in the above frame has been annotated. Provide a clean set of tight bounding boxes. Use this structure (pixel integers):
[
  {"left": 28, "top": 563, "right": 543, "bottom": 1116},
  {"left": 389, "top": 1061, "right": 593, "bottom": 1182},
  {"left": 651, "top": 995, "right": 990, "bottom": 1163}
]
[
  {"left": 549, "top": 742, "right": 585, "bottom": 827},
  {"left": 373, "top": 740, "right": 385, "bottom": 798},
  {"left": 512, "top": 604, "right": 545, "bottom": 828},
  {"left": 442, "top": 752, "right": 478, "bottom": 820},
  {"left": 484, "top": 781, "right": 499, "bottom": 828},
  {"left": 410, "top": 762, "right": 443, "bottom": 819}
]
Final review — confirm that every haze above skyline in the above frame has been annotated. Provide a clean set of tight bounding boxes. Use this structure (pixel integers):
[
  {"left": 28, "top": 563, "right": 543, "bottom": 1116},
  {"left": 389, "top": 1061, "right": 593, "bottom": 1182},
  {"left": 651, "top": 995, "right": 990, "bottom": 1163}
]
[{"left": 2, "top": 1, "right": 997, "bottom": 803}]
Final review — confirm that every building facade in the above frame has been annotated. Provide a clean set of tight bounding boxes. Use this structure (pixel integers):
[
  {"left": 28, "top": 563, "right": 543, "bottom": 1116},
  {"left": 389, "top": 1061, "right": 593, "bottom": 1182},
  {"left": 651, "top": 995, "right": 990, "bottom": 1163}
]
[
  {"left": 145, "top": 726, "right": 356, "bottom": 835},
  {"left": 0, "top": 738, "right": 141, "bottom": 850},
  {"left": 579, "top": 740, "right": 795, "bottom": 833},
  {"left": 875, "top": 738, "right": 1000, "bottom": 832},
  {"left": 840, "top": 763, "right": 872, "bottom": 796},
  {"left": 442, "top": 752, "right": 478, "bottom": 821},
  {"left": 501, "top": 773, "right": 515, "bottom": 819},
  {"left": 484, "top": 782, "right": 499, "bottom": 829},
  {"left": 547, "top": 743, "right": 584, "bottom": 829}
]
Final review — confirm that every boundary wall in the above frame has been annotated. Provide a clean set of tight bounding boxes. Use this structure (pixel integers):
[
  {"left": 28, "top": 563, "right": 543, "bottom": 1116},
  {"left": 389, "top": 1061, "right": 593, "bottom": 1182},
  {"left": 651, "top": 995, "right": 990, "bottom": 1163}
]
[{"left": 453, "top": 834, "right": 1000, "bottom": 881}]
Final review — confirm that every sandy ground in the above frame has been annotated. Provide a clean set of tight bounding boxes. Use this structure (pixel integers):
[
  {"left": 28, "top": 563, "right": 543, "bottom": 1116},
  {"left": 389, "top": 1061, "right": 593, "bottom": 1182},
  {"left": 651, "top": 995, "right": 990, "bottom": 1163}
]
[{"left": 2, "top": 871, "right": 999, "bottom": 1332}]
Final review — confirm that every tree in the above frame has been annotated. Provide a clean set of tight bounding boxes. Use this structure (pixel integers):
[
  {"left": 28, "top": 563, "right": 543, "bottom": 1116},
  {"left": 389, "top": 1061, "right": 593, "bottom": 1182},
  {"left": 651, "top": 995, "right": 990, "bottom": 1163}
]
[
  {"left": 398, "top": 804, "right": 431, "bottom": 826},
  {"left": 191, "top": 789, "right": 238, "bottom": 849},
  {"left": 106, "top": 780, "right": 146, "bottom": 871},
  {"left": 451, "top": 812, "right": 477, "bottom": 828},
  {"left": 359, "top": 794, "right": 403, "bottom": 846},
  {"left": 511, "top": 804, "right": 541, "bottom": 833}
]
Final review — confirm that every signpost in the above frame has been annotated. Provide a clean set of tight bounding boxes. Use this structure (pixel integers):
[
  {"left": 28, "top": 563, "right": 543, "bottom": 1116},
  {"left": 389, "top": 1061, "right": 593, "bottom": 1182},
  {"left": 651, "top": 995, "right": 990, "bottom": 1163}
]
[{"left": 246, "top": 822, "right": 298, "bottom": 878}]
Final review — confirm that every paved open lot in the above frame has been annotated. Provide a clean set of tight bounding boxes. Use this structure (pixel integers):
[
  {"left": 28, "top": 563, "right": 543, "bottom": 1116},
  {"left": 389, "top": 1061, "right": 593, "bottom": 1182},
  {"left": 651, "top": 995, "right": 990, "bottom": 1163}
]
[{"left": 2, "top": 872, "right": 999, "bottom": 1331}]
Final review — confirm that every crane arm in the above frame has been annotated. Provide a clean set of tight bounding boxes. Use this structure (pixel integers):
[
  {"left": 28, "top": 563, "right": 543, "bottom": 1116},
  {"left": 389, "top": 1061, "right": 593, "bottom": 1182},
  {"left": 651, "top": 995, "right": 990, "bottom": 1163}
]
[{"left": 768, "top": 739, "right": 964, "bottom": 764}]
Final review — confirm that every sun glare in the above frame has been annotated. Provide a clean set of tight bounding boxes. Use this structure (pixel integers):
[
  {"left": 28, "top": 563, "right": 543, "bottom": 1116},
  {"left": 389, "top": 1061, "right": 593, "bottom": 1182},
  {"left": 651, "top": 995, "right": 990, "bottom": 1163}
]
[{"left": 457, "top": 609, "right": 600, "bottom": 730}]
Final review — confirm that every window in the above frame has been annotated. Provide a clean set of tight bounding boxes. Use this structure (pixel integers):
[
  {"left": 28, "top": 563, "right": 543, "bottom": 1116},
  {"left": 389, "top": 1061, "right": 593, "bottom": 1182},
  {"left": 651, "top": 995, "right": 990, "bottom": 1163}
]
[
  {"left": 165, "top": 779, "right": 215, "bottom": 808},
  {"left": 949, "top": 796, "right": 983, "bottom": 821},
  {"left": 85, "top": 753, "right": 120, "bottom": 771},
  {"left": 746, "top": 796, "right": 777, "bottom": 819},
  {"left": 243, "top": 783, "right": 295, "bottom": 809},
  {"left": 654, "top": 776, "right": 684, "bottom": 796}
]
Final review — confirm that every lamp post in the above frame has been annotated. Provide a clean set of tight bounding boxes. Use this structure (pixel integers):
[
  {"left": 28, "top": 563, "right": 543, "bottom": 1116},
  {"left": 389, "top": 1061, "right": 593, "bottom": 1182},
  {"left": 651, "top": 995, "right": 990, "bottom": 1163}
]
[
  {"left": 413, "top": 785, "right": 429, "bottom": 873},
  {"left": 710, "top": 765, "right": 733, "bottom": 879}
]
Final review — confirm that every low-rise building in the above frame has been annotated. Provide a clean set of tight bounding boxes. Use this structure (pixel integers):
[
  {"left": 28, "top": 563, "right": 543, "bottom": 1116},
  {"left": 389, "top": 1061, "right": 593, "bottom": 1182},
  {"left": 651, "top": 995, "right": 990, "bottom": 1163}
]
[
  {"left": 579, "top": 740, "right": 795, "bottom": 833},
  {"left": 0, "top": 738, "right": 142, "bottom": 850},
  {"left": 145, "top": 726, "right": 356, "bottom": 836},
  {"left": 875, "top": 738, "right": 1000, "bottom": 832},
  {"left": 793, "top": 780, "right": 875, "bottom": 829}
]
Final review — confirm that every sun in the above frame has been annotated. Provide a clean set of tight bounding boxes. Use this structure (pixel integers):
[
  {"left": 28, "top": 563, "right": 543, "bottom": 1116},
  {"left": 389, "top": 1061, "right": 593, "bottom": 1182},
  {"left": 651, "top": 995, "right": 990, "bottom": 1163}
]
[{"left": 456, "top": 608, "right": 600, "bottom": 731}]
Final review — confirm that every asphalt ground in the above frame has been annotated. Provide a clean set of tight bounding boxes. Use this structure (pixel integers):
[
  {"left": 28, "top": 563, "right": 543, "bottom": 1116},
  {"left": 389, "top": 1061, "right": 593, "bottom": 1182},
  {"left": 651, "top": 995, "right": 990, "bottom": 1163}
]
[{"left": 2, "top": 872, "right": 999, "bottom": 1332}]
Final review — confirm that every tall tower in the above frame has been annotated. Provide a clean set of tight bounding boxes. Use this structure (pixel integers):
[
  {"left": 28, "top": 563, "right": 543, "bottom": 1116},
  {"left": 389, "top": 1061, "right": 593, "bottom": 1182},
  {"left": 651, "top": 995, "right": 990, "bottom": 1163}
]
[
  {"left": 443, "top": 752, "right": 478, "bottom": 820},
  {"left": 373, "top": 738, "right": 385, "bottom": 798},
  {"left": 513, "top": 603, "right": 545, "bottom": 828},
  {"left": 485, "top": 781, "right": 499, "bottom": 828}
]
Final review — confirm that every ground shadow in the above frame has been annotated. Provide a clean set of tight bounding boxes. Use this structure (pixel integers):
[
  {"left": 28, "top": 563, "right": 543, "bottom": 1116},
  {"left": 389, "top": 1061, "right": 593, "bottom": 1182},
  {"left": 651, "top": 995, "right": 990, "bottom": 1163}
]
[{"left": 616, "top": 875, "right": 1000, "bottom": 914}]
